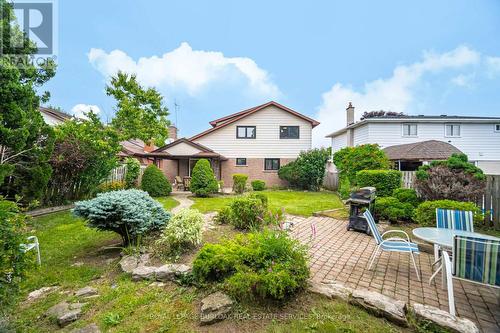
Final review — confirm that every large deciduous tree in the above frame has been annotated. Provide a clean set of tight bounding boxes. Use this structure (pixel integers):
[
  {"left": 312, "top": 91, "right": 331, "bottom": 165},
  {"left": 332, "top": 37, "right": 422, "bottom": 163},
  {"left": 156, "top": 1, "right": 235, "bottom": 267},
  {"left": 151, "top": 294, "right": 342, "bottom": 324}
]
[
  {"left": 106, "top": 72, "right": 170, "bottom": 146},
  {"left": 0, "top": 0, "right": 56, "bottom": 203}
]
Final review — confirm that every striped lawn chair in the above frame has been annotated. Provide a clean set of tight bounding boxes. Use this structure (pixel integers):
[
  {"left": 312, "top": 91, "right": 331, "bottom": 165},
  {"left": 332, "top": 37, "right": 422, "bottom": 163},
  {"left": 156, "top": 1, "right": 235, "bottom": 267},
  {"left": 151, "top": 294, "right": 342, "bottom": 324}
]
[
  {"left": 442, "top": 235, "right": 500, "bottom": 316},
  {"left": 364, "top": 210, "right": 421, "bottom": 281},
  {"left": 436, "top": 208, "right": 474, "bottom": 232}
]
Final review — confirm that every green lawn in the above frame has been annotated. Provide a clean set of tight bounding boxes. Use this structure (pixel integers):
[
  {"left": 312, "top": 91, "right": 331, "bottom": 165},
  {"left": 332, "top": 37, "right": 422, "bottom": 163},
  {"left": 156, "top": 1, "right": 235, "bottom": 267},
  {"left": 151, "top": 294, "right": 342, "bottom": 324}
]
[
  {"left": 191, "top": 190, "right": 344, "bottom": 216},
  {"left": 155, "top": 196, "right": 180, "bottom": 211},
  {"left": 10, "top": 207, "right": 413, "bottom": 333}
]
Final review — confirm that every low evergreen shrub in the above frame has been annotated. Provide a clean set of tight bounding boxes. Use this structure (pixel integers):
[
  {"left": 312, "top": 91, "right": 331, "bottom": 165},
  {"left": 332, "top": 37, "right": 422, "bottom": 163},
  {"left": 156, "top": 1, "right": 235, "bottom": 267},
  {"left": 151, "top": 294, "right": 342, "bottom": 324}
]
[
  {"left": 392, "top": 188, "right": 420, "bottom": 207},
  {"left": 73, "top": 189, "right": 171, "bottom": 245},
  {"left": 141, "top": 164, "right": 172, "bottom": 197},
  {"left": 374, "top": 196, "right": 414, "bottom": 222},
  {"left": 251, "top": 180, "right": 266, "bottom": 191},
  {"left": 356, "top": 169, "right": 401, "bottom": 197},
  {"left": 232, "top": 174, "right": 248, "bottom": 194},
  {"left": 98, "top": 181, "right": 125, "bottom": 193},
  {"left": 190, "top": 159, "right": 218, "bottom": 197},
  {"left": 414, "top": 200, "right": 482, "bottom": 227},
  {"left": 124, "top": 158, "right": 141, "bottom": 188},
  {"left": 229, "top": 196, "right": 267, "bottom": 230},
  {"left": 192, "top": 229, "right": 309, "bottom": 301}
]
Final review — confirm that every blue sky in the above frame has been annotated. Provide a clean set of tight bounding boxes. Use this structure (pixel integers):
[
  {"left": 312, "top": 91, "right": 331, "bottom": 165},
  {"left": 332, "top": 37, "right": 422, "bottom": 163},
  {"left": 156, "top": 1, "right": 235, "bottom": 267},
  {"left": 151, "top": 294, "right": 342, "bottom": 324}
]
[{"left": 41, "top": 0, "right": 500, "bottom": 146}]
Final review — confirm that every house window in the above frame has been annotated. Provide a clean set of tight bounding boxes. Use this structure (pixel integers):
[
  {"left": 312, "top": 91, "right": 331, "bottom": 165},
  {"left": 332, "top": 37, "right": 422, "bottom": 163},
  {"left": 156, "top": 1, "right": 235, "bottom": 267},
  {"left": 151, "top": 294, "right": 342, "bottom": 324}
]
[
  {"left": 236, "top": 158, "right": 247, "bottom": 166},
  {"left": 402, "top": 123, "right": 417, "bottom": 136},
  {"left": 495, "top": 124, "right": 500, "bottom": 132},
  {"left": 445, "top": 124, "right": 461, "bottom": 137},
  {"left": 280, "top": 126, "right": 300, "bottom": 139},
  {"left": 236, "top": 126, "right": 256, "bottom": 139},
  {"left": 264, "top": 158, "right": 280, "bottom": 171}
]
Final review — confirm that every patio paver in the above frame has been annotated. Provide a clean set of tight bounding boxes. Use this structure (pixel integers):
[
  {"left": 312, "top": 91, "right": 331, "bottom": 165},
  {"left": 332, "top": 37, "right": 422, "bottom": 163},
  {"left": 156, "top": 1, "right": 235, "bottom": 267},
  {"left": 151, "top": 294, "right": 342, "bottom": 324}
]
[{"left": 290, "top": 216, "right": 500, "bottom": 333}]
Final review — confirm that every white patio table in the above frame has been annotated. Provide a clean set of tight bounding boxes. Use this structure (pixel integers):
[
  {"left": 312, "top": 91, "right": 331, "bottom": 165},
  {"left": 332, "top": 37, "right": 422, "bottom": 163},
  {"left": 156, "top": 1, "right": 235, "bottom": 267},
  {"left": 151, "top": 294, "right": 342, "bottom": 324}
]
[{"left": 412, "top": 227, "right": 500, "bottom": 286}]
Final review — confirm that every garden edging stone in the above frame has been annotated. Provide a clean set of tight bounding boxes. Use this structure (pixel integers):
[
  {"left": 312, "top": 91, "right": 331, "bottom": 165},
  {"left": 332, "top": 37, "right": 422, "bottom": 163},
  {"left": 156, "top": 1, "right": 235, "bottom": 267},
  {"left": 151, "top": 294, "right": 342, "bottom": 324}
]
[
  {"left": 308, "top": 280, "right": 352, "bottom": 301},
  {"left": 350, "top": 289, "right": 408, "bottom": 326},
  {"left": 45, "top": 301, "right": 86, "bottom": 327},
  {"left": 200, "top": 292, "right": 233, "bottom": 325},
  {"left": 412, "top": 303, "right": 479, "bottom": 333}
]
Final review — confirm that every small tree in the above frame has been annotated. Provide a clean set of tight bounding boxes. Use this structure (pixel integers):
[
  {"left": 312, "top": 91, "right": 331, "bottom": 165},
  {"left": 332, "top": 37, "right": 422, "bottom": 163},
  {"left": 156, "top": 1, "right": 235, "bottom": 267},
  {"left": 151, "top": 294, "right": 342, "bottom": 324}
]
[
  {"left": 190, "top": 159, "right": 218, "bottom": 197},
  {"left": 124, "top": 158, "right": 141, "bottom": 188},
  {"left": 415, "top": 153, "right": 486, "bottom": 202},
  {"left": 232, "top": 174, "right": 248, "bottom": 194},
  {"left": 278, "top": 148, "right": 330, "bottom": 191},
  {"left": 141, "top": 164, "right": 172, "bottom": 197},
  {"left": 333, "top": 144, "right": 390, "bottom": 184}
]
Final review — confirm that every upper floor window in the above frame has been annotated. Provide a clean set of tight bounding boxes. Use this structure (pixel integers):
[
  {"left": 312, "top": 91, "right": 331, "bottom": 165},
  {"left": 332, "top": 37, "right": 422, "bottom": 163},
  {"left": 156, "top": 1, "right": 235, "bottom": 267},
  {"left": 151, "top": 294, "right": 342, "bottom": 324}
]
[
  {"left": 445, "top": 124, "right": 461, "bottom": 137},
  {"left": 264, "top": 158, "right": 280, "bottom": 171},
  {"left": 236, "top": 158, "right": 247, "bottom": 166},
  {"left": 495, "top": 124, "right": 500, "bottom": 132},
  {"left": 280, "top": 126, "right": 300, "bottom": 139},
  {"left": 236, "top": 126, "right": 256, "bottom": 139},
  {"left": 402, "top": 123, "right": 417, "bottom": 137}
]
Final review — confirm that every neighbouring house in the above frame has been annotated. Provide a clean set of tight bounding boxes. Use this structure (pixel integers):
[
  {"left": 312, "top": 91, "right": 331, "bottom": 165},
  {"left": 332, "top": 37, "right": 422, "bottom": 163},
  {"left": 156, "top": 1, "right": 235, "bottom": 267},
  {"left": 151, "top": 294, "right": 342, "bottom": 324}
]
[
  {"left": 326, "top": 103, "right": 500, "bottom": 174},
  {"left": 39, "top": 107, "right": 72, "bottom": 125},
  {"left": 152, "top": 101, "right": 319, "bottom": 187}
]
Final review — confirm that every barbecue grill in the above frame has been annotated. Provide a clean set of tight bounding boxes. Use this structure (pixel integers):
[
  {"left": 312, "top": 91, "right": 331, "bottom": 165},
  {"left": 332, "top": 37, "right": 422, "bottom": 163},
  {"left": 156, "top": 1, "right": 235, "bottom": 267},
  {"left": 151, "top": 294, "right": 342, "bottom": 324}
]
[{"left": 346, "top": 187, "right": 376, "bottom": 235}]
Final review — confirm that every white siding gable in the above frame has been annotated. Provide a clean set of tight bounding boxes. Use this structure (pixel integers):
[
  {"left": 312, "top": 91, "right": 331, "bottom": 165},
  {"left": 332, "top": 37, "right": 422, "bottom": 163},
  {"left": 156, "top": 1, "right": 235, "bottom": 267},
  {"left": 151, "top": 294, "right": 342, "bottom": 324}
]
[
  {"left": 41, "top": 112, "right": 64, "bottom": 126},
  {"left": 193, "top": 105, "right": 312, "bottom": 158},
  {"left": 164, "top": 142, "right": 202, "bottom": 156}
]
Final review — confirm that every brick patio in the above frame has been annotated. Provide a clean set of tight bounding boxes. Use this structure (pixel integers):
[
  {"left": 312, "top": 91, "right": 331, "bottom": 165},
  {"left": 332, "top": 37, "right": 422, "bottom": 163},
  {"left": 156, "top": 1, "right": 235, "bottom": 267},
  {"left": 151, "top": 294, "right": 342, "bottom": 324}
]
[{"left": 289, "top": 216, "right": 500, "bottom": 333}]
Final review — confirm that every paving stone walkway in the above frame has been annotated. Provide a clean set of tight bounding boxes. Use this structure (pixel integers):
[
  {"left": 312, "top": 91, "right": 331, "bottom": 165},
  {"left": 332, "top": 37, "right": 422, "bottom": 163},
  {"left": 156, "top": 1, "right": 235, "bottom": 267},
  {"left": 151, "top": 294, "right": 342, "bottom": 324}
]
[
  {"left": 290, "top": 216, "right": 500, "bottom": 333},
  {"left": 171, "top": 191, "right": 194, "bottom": 214}
]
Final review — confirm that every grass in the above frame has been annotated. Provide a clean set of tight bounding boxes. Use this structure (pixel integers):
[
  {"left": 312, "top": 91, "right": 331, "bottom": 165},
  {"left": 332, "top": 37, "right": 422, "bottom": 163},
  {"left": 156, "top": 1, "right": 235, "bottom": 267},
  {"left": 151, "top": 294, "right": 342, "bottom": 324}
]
[
  {"left": 191, "top": 190, "right": 344, "bottom": 216},
  {"left": 156, "top": 196, "right": 180, "bottom": 211},
  {"left": 10, "top": 208, "right": 413, "bottom": 333}
]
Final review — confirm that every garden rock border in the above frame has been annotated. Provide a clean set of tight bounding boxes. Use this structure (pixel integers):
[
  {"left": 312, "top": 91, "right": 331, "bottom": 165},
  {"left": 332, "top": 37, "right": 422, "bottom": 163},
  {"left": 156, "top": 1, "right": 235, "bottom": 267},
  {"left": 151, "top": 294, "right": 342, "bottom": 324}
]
[
  {"left": 45, "top": 301, "right": 86, "bottom": 327},
  {"left": 307, "top": 280, "right": 480, "bottom": 333},
  {"left": 119, "top": 254, "right": 151, "bottom": 273},
  {"left": 200, "top": 292, "right": 233, "bottom": 325},
  {"left": 130, "top": 263, "right": 192, "bottom": 283}
]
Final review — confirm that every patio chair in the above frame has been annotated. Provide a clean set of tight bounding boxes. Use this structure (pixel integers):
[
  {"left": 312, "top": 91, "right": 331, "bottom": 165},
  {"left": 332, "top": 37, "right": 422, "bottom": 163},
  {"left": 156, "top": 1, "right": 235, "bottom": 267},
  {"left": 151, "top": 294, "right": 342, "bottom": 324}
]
[
  {"left": 442, "top": 235, "right": 499, "bottom": 316},
  {"left": 174, "top": 176, "right": 184, "bottom": 191},
  {"left": 430, "top": 209, "right": 475, "bottom": 284},
  {"left": 364, "top": 210, "right": 421, "bottom": 281},
  {"left": 20, "top": 236, "right": 41, "bottom": 265}
]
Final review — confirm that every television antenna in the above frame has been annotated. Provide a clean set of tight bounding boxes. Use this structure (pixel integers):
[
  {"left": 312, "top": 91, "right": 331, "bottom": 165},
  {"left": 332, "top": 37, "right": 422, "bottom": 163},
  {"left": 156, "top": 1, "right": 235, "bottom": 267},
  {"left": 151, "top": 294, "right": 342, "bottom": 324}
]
[{"left": 173, "top": 99, "right": 180, "bottom": 126}]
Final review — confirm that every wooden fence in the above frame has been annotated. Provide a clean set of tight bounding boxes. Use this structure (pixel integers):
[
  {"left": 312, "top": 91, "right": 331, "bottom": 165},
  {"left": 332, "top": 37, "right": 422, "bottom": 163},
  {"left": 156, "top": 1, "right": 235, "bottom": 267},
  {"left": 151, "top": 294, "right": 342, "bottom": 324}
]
[
  {"left": 479, "top": 175, "right": 500, "bottom": 229},
  {"left": 401, "top": 171, "right": 416, "bottom": 188},
  {"left": 108, "top": 165, "right": 127, "bottom": 183}
]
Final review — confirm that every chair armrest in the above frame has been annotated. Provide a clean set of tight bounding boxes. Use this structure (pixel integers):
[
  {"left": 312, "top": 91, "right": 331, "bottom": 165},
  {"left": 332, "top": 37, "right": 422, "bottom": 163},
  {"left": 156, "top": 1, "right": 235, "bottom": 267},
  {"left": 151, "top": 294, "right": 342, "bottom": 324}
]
[
  {"left": 380, "top": 238, "right": 417, "bottom": 251},
  {"left": 382, "top": 230, "right": 410, "bottom": 242},
  {"left": 26, "top": 236, "right": 38, "bottom": 242}
]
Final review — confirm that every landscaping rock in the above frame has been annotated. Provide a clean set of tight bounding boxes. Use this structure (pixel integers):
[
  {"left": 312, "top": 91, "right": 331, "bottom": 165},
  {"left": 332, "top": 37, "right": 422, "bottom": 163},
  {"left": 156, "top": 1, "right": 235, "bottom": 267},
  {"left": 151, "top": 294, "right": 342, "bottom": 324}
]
[
  {"left": 75, "top": 286, "right": 98, "bottom": 298},
  {"left": 149, "top": 282, "right": 165, "bottom": 288},
  {"left": 132, "top": 266, "right": 156, "bottom": 281},
  {"left": 70, "top": 323, "right": 101, "bottom": 333},
  {"left": 155, "top": 264, "right": 191, "bottom": 281},
  {"left": 200, "top": 291, "right": 233, "bottom": 325},
  {"left": 46, "top": 301, "right": 85, "bottom": 327},
  {"left": 119, "top": 253, "right": 150, "bottom": 273},
  {"left": 308, "top": 280, "right": 352, "bottom": 301},
  {"left": 412, "top": 303, "right": 479, "bottom": 333},
  {"left": 350, "top": 289, "right": 408, "bottom": 326},
  {"left": 27, "top": 286, "right": 59, "bottom": 301}
]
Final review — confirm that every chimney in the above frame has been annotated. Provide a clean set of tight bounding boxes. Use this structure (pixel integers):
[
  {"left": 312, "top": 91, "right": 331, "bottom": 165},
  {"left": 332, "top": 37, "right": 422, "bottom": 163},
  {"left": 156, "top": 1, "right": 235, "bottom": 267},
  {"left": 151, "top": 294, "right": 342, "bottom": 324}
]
[
  {"left": 346, "top": 102, "right": 355, "bottom": 126},
  {"left": 144, "top": 142, "right": 155, "bottom": 152},
  {"left": 168, "top": 125, "right": 178, "bottom": 141}
]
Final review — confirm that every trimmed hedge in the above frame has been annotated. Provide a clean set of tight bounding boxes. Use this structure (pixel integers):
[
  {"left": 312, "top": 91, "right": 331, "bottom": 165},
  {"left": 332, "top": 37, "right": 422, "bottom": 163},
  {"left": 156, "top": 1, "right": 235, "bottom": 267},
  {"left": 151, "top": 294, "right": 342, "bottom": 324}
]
[
  {"left": 251, "top": 179, "right": 266, "bottom": 191},
  {"left": 374, "top": 196, "right": 414, "bottom": 222},
  {"left": 414, "top": 200, "right": 483, "bottom": 227},
  {"left": 392, "top": 188, "right": 420, "bottom": 207},
  {"left": 356, "top": 169, "right": 401, "bottom": 197},
  {"left": 141, "top": 164, "right": 172, "bottom": 197},
  {"left": 232, "top": 173, "right": 248, "bottom": 194},
  {"left": 190, "top": 159, "right": 218, "bottom": 197},
  {"left": 124, "top": 158, "right": 141, "bottom": 188}
]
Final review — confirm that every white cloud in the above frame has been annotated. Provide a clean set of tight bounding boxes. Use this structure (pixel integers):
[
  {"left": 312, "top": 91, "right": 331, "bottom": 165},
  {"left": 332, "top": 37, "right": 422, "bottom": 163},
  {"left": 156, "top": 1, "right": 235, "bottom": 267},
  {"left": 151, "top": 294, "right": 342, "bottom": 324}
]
[
  {"left": 313, "top": 45, "right": 481, "bottom": 147},
  {"left": 71, "top": 104, "right": 101, "bottom": 120},
  {"left": 486, "top": 56, "right": 500, "bottom": 76},
  {"left": 450, "top": 73, "right": 474, "bottom": 87},
  {"left": 88, "top": 42, "right": 281, "bottom": 99}
]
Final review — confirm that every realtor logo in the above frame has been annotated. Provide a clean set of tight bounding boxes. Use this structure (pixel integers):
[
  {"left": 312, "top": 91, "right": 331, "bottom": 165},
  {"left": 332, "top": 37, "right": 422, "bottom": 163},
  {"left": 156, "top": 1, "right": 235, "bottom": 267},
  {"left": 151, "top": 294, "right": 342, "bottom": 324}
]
[{"left": 1, "top": 0, "right": 58, "bottom": 65}]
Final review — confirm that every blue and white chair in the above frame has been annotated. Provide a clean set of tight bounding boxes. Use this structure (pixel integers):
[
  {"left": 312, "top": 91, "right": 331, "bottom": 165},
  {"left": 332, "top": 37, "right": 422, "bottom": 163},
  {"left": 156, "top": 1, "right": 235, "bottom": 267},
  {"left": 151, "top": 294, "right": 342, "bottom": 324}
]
[
  {"left": 364, "top": 210, "right": 421, "bottom": 281},
  {"left": 442, "top": 235, "right": 499, "bottom": 316},
  {"left": 20, "top": 236, "right": 41, "bottom": 265}
]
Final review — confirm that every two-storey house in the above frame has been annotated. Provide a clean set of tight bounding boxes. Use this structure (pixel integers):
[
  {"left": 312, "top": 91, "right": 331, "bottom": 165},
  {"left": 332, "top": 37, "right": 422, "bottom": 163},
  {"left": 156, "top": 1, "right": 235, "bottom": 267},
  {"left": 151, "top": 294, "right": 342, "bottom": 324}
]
[
  {"left": 326, "top": 103, "right": 500, "bottom": 174},
  {"left": 153, "top": 101, "right": 319, "bottom": 187}
]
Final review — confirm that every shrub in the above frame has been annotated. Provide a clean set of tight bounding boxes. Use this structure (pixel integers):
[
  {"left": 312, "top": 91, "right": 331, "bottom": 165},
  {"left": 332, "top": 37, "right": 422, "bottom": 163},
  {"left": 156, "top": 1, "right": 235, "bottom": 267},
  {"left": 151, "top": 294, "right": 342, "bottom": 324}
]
[
  {"left": 248, "top": 192, "right": 268, "bottom": 208},
  {"left": 392, "top": 188, "right": 420, "bottom": 207},
  {"left": 156, "top": 209, "right": 204, "bottom": 256},
  {"left": 73, "top": 189, "right": 171, "bottom": 245},
  {"left": 232, "top": 174, "right": 248, "bottom": 194},
  {"left": 356, "top": 169, "right": 401, "bottom": 197},
  {"left": 333, "top": 144, "right": 390, "bottom": 184},
  {"left": 98, "top": 181, "right": 125, "bottom": 193},
  {"left": 0, "top": 198, "right": 32, "bottom": 310},
  {"left": 229, "top": 197, "right": 267, "bottom": 230},
  {"left": 414, "top": 200, "right": 483, "bottom": 227},
  {"left": 338, "top": 175, "right": 351, "bottom": 200},
  {"left": 214, "top": 206, "right": 233, "bottom": 225},
  {"left": 374, "top": 197, "right": 414, "bottom": 222},
  {"left": 124, "top": 158, "right": 141, "bottom": 188},
  {"left": 415, "top": 154, "right": 486, "bottom": 202},
  {"left": 192, "top": 230, "right": 309, "bottom": 301},
  {"left": 251, "top": 180, "right": 266, "bottom": 191},
  {"left": 141, "top": 164, "right": 172, "bottom": 197},
  {"left": 190, "top": 159, "right": 218, "bottom": 197},
  {"left": 278, "top": 148, "right": 330, "bottom": 191}
]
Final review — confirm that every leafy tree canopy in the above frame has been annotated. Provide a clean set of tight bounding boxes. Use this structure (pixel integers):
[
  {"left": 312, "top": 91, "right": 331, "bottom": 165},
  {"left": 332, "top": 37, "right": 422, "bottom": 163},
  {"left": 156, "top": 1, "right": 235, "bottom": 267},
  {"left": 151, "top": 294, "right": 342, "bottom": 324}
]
[{"left": 106, "top": 72, "right": 170, "bottom": 146}]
